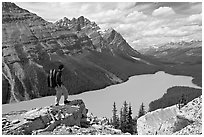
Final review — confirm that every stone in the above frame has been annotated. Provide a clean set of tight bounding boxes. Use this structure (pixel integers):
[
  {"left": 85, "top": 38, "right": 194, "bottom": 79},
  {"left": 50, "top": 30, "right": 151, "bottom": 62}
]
[
  {"left": 124, "top": 132, "right": 131, "bottom": 135},
  {"left": 11, "top": 119, "right": 20, "bottom": 124},
  {"left": 92, "top": 124, "right": 103, "bottom": 130},
  {"left": 2, "top": 118, "right": 7, "bottom": 121},
  {"left": 73, "top": 125, "right": 80, "bottom": 129},
  {"left": 3, "top": 99, "right": 87, "bottom": 135},
  {"left": 137, "top": 96, "right": 202, "bottom": 135},
  {"left": 110, "top": 128, "right": 122, "bottom": 134},
  {"left": 38, "top": 120, "right": 61, "bottom": 133},
  {"left": 80, "top": 118, "right": 90, "bottom": 128}
]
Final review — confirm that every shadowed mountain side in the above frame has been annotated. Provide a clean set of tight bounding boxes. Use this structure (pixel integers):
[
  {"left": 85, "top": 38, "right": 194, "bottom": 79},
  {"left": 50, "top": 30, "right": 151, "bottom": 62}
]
[{"left": 47, "top": 50, "right": 159, "bottom": 96}]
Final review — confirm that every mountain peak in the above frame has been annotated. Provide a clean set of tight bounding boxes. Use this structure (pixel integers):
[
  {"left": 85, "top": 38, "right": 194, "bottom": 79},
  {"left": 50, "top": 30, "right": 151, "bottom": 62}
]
[
  {"left": 78, "top": 15, "right": 85, "bottom": 20},
  {"left": 63, "top": 16, "right": 69, "bottom": 21},
  {"left": 55, "top": 16, "right": 99, "bottom": 31},
  {"left": 2, "top": 2, "right": 29, "bottom": 13},
  {"left": 103, "top": 28, "right": 117, "bottom": 36},
  {"left": 2, "top": 2, "right": 46, "bottom": 24}
]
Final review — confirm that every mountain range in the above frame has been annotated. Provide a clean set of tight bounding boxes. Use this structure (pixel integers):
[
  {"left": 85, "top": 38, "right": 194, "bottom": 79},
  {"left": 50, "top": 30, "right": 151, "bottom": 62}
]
[
  {"left": 2, "top": 2, "right": 202, "bottom": 104},
  {"left": 2, "top": 2, "right": 160, "bottom": 104},
  {"left": 139, "top": 40, "right": 202, "bottom": 87}
]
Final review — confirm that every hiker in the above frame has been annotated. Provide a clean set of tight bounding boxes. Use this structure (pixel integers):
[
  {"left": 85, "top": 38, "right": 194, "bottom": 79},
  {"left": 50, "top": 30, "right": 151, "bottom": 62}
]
[{"left": 48, "top": 64, "right": 70, "bottom": 106}]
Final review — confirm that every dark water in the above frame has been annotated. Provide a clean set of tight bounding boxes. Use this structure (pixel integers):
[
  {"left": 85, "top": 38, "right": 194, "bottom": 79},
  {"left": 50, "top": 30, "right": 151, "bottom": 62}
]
[{"left": 2, "top": 71, "right": 200, "bottom": 118}]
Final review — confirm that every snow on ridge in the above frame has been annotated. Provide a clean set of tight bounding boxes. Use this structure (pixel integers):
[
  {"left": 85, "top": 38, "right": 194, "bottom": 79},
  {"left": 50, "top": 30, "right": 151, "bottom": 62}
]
[{"left": 130, "top": 56, "right": 152, "bottom": 65}]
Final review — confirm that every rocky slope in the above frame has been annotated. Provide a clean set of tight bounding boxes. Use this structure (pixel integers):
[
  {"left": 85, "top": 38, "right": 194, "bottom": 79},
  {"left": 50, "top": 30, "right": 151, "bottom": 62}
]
[
  {"left": 137, "top": 95, "right": 202, "bottom": 135},
  {"left": 2, "top": 99, "right": 127, "bottom": 135},
  {"left": 2, "top": 2, "right": 158, "bottom": 104}
]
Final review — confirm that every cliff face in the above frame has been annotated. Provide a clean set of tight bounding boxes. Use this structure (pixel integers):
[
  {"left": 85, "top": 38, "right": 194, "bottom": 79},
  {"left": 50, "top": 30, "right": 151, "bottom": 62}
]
[
  {"left": 2, "top": 2, "right": 157, "bottom": 104},
  {"left": 137, "top": 96, "right": 202, "bottom": 135}
]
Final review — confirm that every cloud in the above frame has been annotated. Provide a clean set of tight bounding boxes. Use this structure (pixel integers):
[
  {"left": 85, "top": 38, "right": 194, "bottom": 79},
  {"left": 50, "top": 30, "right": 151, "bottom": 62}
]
[
  {"left": 152, "top": 7, "right": 176, "bottom": 17},
  {"left": 116, "top": 2, "right": 136, "bottom": 10},
  {"left": 126, "top": 11, "right": 148, "bottom": 22},
  {"left": 188, "top": 14, "right": 202, "bottom": 25},
  {"left": 142, "top": 26, "right": 190, "bottom": 37},
  {"left": 15, "top": 2, "right": 202, "bottom": 49}
]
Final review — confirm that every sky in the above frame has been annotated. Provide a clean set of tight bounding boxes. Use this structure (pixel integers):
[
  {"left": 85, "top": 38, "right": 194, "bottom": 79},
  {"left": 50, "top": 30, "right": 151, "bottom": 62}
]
[{"left": 15, "top": 2, "right": 202, "bottom": 50}]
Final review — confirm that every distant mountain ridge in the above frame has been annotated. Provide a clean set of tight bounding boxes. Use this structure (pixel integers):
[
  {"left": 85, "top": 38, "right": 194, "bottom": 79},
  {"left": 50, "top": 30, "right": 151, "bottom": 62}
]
[
  {"left": 139, "top": 40, "right": 202, "bottom": 63},
  {"left": 139, "top": 40, "right": 202, "bottom": 87},
  {"left": 139, "top": 40, "right": 201, "bottom": 55},
  {"left": 2, "top": 2, "right": 158, "bottom": 104}
]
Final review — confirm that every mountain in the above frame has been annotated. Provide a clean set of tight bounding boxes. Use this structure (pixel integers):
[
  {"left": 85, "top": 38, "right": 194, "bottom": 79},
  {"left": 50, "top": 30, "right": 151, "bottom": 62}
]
[
  {"left": 2, "top": 2, "right": 158, "bottom": 104},
  {"left": 138, "top": 40, "right": 202, "bottom": 87},
  {"left": 55, "top": 16, "right": 141, "bottom": 58},
  {"left": 139, "top": 40, "right": 202, "bottom": 63}
]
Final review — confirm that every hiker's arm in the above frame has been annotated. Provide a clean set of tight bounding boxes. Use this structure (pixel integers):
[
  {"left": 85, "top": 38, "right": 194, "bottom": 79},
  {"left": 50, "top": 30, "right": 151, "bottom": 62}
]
[{"left": 56, "top": 72, "right": 62, "bottom": 86}]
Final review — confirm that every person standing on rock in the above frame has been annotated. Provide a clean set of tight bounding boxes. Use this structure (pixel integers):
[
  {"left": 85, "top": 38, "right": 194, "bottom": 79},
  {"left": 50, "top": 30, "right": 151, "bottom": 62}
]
[{"left": 48, "top": 64, "right": 70, "bottom": 106}]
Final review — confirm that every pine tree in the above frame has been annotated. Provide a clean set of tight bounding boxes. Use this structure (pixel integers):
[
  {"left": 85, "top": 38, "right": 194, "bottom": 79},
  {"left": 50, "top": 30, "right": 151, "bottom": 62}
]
[
  {"left": 119, "top": 108, "right": 123, "bottom": 129},
  {"left": 110, "top": 118, "right": 113, "bottom": 125},
  {"left": 122, "top": 101, "right": 128, "bottom": 122},
  {"left": 112, "top": 102, "right": 119, "bottom": 128},
  {"left": 138, "top": 102, "right": 145, "bottom": 118},
  {"left": 126, "top": 103, "right": 134, "bottom": 134},
  {"left": 120, "top": 101, "right": 128, "bottom": 133},
  {"left": 127, "top": 103, "right": 132, "bottom": 123},
  {"left": 132, "top": 117, "right": 138, "bottom": 134}
]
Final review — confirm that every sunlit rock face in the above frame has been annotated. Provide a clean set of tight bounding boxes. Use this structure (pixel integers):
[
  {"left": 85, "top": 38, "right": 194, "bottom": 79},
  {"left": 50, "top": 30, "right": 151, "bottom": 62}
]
[{"left": 137, "top": 96, "right": 202, "bottom": 135}]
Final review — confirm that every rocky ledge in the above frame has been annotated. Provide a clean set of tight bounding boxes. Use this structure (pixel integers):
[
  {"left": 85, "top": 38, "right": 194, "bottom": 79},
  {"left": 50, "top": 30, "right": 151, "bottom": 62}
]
[
  {"left": 2, "top": 99, "right": 125, "bottom": 135},
  {"left": 137, "top": 95, "right": 202, "bottom": 135}
]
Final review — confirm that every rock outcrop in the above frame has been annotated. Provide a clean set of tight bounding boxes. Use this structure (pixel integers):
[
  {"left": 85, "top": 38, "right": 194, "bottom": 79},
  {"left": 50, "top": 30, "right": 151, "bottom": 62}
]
[
  {"left": 137, "top": 95, "right": 202, "bottom": 135},
  {"left": 2, "top": 99, "right": 126, "bottom": 135},
  {"left": 35, "top": 124, "right": 124, "bottom": 135},
  {"left": 2, "top": 100, "right": 86, "bottom": 134}
]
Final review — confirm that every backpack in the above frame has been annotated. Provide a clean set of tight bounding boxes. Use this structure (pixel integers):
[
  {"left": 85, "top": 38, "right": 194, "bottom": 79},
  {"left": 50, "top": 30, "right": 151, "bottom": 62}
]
[{"left": 47, "top": 69, "right": 57, "bottom": 88}]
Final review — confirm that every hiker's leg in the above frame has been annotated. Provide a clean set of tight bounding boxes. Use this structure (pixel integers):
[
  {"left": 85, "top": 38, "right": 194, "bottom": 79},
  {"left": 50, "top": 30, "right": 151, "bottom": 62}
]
[
  {"left": 55, "top": 86, "right": 63, "bottom": 104},
  {"left": 61, "top": 85, "right": 68, "bottom": 101}
]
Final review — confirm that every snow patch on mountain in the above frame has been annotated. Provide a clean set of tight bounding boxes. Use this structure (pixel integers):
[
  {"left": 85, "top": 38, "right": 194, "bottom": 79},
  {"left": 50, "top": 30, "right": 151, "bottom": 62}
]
[{"left": 130, "top": 56, "right": 152, "bottom": 65}]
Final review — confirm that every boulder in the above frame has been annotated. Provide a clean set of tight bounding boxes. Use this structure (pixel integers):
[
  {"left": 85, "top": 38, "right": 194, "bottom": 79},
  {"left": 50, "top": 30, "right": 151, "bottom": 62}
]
[
  {"left": 137, "top": 96, "right": 202, "bottom": 135},
  {"left": 80, "top": 117, "right": 90, "bottom": 128},
  {"left": 3, "top": 99, "right": 87, "bottom": 135},
  {"left": 11, "top": 119, "right": 20, "bottom": 124}
]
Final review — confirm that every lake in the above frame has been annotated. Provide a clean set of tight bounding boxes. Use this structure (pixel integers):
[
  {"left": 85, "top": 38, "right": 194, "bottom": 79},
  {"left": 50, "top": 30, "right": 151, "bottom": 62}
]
[{"left": 2, "top": 71, "right": 201, "bottom": 119}]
